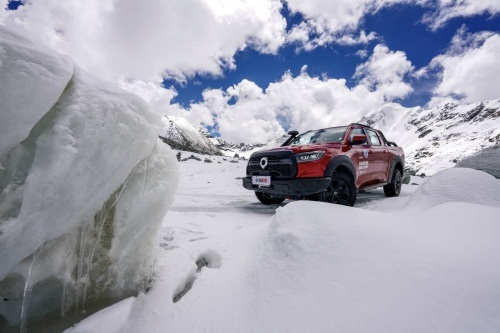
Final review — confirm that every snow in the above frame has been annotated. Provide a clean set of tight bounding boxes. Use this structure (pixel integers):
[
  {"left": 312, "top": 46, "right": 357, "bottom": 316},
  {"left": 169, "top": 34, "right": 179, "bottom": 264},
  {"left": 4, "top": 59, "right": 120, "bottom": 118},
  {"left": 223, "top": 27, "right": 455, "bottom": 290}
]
[
  {"left": 405, "top": 167, "right": 500, "bottom": 210},
  {"left": 2, "top": 22, "right": 500, "bottom": 333},
  {"left": 63, "top": 297, "right": 135, "bottom": 333},
  {"left": 65, "top": 158, "right": 500, "bottom": 333},
  {"left": 0, "top": 25, "right": 178, "bottom": 330}
]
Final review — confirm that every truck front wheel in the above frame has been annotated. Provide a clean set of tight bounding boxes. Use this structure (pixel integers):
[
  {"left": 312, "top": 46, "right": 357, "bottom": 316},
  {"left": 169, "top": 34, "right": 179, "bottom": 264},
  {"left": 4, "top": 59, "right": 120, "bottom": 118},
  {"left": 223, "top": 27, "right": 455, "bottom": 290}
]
[
  {"left": 255, "top": 192, "right": 285, "bottom": 205},
  {"left": 321, "top": 172, "right": 356, "bottom": 206}
]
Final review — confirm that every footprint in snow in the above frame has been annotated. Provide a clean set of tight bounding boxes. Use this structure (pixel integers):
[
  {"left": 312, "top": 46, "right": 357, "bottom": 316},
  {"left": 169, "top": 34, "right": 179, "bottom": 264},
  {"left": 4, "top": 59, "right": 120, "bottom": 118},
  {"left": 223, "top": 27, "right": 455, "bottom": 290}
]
[{"left": 172, "top": 250, "right": 222, "bottom": 303}]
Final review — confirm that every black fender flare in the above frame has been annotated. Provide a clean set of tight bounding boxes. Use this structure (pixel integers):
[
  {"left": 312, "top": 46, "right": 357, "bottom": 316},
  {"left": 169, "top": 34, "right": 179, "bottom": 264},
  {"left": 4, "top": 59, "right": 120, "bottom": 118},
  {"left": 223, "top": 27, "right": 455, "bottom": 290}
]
[
  {"left": 387, "top": 155, "right": 404, "bottom": 182},
  {"left": 323, "top": 156, "right": 357, "bottom": 182}
]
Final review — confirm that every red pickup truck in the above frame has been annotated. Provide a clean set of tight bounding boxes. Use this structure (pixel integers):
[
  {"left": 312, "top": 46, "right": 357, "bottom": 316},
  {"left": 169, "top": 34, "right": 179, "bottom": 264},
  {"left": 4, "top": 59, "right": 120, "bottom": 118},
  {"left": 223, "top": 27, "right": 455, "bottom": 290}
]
[{"left": 242, "top": 123, "right": 405, "bottom": 206}]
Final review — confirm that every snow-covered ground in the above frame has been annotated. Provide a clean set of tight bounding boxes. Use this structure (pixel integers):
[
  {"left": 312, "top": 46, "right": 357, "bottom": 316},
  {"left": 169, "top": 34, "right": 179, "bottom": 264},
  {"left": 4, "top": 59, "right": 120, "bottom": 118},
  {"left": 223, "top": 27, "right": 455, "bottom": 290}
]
[{"left": 67, "top": 155, "right": 500, "bottom": 333}]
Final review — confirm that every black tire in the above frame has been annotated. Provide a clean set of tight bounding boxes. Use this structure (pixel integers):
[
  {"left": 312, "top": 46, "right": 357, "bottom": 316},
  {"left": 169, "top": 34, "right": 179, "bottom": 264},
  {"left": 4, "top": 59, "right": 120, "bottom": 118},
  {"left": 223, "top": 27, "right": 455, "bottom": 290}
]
[
  {"left": 320, "top": 172, "right": 356, "bottom": 206},
  {"left": 255, "top": 192, "right": 285, "bottom": 205},
  {"left": 384, "top": 169, "right": 402, "bottom": 197}
]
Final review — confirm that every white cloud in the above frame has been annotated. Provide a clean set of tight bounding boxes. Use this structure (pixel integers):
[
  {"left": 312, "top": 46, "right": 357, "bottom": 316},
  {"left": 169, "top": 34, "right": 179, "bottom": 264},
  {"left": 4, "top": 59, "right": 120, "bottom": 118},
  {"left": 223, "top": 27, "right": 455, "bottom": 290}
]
[
  {"left": 0, "top": 0, "right": 286, "bottom": 82},
  {"left": 118, "top": 80, "right": 177, "bottom": 114},
  {"left": 354, "top": 44, "right": 414, "bottom": 100},
  {"left": 284, "top": 0, "right": 500, "bottom": 50},
  {"left": 284, "top": 0, "right": 409, "bottom": 50},
  {"left": 355, "top": 49, "right": 369, "bottom": 59},
  {"left": 428, "top": 31, "right": 500, "bottom": 106},
  {"left": 172, "top": 45, "right": 415, "bottom": 143},
  {"left": 423, "top": 0, "right": 500, "bottom": 30}
]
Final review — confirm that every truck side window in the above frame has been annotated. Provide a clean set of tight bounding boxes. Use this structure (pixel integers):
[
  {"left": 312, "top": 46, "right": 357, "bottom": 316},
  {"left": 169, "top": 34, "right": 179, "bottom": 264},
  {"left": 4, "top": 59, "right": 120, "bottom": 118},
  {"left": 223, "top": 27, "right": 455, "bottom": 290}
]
[
  {"left": 367, "top": 130, "right": 381, "bottom": 146},
  {"left": 350, "top": 128, "right": 367, "bottom": 145}
]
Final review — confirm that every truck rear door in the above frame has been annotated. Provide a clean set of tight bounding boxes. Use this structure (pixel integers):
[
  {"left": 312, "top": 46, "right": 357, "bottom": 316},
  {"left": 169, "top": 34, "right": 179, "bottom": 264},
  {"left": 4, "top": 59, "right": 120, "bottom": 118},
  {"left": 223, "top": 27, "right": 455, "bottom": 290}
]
[{"left": 366, "top": 129, "right": 389, "bottom": 183}]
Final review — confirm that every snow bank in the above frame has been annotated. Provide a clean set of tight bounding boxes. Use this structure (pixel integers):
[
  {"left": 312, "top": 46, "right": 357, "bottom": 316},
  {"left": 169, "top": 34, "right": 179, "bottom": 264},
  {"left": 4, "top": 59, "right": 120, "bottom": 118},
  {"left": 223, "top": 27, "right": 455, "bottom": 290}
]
[
  {"left": 75, "top": 199, "right": 500, "bottom": 333},
  {"left": 251, "top": 200, "right": 500, "bottom": 332},
  {"left": 64, "top": 297, "right": 136, "bottom": 333},
  {"left": 405, "top": 168, "right": 500, "bottom": 210},
  {"left": 0, "top": 25, "right": 178, "bottom": 331},
  {"left": 71, "top": 166, "right": 500, "bottom": 333}
]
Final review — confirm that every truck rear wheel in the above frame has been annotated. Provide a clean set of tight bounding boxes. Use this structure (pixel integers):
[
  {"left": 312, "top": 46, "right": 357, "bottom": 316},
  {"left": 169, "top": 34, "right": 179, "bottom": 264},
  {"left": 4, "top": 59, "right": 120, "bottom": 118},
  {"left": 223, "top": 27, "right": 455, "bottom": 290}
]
[
  {"left": 383, "top": 169, "right": 402, "bottom": 197},
  {"left": 255, "top": 192, "right": 285, "bottom": 205},
  {"left": 321, "top": 172, "right": 356, "bottom": 206}
]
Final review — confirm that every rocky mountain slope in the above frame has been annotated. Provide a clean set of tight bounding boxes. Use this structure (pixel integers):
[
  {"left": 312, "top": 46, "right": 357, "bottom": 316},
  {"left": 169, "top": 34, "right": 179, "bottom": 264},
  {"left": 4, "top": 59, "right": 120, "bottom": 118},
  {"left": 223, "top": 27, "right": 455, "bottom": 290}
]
[
  {"left": 358, "top": 99, "right": 500, "bottom": 175},
  {"left": 159, "top": 117, "right": 265, "bottom": 158},
  {"left": 159, "top": 115, "right": 222, "bottom": 155}
]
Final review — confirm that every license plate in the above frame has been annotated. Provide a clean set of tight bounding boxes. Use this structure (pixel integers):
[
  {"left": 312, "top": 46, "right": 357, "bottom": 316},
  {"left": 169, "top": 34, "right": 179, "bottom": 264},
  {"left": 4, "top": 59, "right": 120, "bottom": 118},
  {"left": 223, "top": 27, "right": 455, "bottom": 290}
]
[{"left": 252, "top": 176, "right": 271, "bottom": 186}]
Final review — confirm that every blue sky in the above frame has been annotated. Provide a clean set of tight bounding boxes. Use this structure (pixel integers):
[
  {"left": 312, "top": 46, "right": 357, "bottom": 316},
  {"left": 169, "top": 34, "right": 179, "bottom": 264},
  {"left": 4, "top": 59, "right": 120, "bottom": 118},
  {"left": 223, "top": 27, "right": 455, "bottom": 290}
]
[
  {"left": 164, "top": 4, "right": 500, "bottom": 109},
  {"left": 2, "top": 0, "right": 500, "bottom": 142}
]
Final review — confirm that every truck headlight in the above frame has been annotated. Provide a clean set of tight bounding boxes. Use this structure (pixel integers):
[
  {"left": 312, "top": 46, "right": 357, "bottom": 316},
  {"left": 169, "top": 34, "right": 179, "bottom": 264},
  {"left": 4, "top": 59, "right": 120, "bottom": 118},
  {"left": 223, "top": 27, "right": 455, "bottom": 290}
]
[{"left": 295, "top": 150, "right": 325, "bottom": 163}]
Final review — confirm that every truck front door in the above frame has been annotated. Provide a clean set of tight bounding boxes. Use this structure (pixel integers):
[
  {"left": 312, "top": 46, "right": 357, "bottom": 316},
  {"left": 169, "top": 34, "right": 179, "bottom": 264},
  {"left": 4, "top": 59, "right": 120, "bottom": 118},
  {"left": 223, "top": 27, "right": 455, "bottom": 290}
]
[{"left": 349, "top": 128, "right": 375, "bottom": 188}]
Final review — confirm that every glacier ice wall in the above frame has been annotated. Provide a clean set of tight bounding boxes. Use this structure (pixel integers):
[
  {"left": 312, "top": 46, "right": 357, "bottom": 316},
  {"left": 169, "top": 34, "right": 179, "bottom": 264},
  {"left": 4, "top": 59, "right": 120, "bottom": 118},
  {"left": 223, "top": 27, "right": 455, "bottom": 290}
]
[
  {"left": 0, "top": 25, "right": 178, "bottom": 332},
  {"left": 0, "top": 26, "right": 73, "bottom": 154}
]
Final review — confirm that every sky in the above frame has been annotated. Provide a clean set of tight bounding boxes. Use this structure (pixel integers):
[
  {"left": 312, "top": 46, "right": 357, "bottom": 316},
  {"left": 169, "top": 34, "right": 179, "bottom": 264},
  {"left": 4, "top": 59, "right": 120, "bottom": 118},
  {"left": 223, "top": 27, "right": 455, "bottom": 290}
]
[{"left": 1, "top": 0, "right": 500, "bottom": 143}]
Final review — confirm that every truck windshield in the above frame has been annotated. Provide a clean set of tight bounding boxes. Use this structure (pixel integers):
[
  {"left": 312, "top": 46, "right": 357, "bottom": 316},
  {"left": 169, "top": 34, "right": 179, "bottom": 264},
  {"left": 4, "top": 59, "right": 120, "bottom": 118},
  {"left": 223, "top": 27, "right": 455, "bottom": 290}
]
[{"left": 289, "top": 126, "right": 348, "bottom": 145}]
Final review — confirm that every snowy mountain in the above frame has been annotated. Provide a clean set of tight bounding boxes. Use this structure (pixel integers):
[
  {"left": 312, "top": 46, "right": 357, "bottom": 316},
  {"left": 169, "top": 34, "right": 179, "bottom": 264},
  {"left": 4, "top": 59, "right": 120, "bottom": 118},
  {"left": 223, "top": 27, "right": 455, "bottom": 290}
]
[
  {"left": 159, "top": 115, "right": 222, "bottom": 155},
  {"left": 358, "top": 99, "right": 500, "bottom": 175},
  {"left": 161, "top": 98, "right": 500, "bottom": 175},
  {"left": 159, "top": 116, "right": 266, "bottom": 158},
  {"left": 210, "top": 136, "right": 266, "bottom": 158}
]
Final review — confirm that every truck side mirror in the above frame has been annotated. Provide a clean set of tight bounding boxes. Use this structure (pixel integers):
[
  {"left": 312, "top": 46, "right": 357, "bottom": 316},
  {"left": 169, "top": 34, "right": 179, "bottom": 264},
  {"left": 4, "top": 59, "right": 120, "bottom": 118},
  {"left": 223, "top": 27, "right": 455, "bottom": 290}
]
[{"left": 351, "top": 134, "right": 367, "bottom": 145}]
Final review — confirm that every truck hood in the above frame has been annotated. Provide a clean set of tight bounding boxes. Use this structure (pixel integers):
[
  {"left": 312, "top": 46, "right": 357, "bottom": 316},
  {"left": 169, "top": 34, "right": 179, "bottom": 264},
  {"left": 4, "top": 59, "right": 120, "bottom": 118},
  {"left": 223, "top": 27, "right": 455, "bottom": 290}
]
[{"left": 253, "top": 143, "right": 344, "bottom": 155}]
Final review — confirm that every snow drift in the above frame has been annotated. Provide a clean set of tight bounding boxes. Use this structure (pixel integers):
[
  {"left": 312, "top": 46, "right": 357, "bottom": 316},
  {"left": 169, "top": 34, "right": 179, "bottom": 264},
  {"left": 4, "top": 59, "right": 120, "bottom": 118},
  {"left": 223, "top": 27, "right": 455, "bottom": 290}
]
[
  {"left": 405, "top": 168, "right": 500, "bottom": 210},
  {"left": 67, "top": 167, "right": 500, "bottom": 333},
  {"left": 0, "top": 25, "right": 178, "bottom": 332}
]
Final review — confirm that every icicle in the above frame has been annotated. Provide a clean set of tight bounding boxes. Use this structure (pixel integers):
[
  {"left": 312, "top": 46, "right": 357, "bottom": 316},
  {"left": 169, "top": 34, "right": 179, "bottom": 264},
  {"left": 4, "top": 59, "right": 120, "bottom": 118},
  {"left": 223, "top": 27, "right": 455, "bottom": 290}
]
[
  {"left": 82, "top": 210, "right": 107, "bottom": 311},
  {"left": 77, "top": 162, "right": 141, "bottom": 312},
  {"left": 75, "top": 224, "right": 89, "bottom": 314},
  {"left": 141, "top": 159, "right": 149, "bottom": 198},
  {"left": 81, "top": 176, "right": 130, "bottom": 310},
  {"left": 19, "top": 243, "right": 49, "bottom": 333},
  {"left": 60, "top": 281, "right": 67, "bottom": 318}
]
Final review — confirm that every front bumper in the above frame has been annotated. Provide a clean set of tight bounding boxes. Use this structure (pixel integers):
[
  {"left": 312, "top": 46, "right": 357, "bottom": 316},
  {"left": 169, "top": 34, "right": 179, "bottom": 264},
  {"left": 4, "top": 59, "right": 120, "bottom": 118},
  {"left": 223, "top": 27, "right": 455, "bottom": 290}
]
[{"left": 242, "top": 177, "right": 331, "bottom": 196}]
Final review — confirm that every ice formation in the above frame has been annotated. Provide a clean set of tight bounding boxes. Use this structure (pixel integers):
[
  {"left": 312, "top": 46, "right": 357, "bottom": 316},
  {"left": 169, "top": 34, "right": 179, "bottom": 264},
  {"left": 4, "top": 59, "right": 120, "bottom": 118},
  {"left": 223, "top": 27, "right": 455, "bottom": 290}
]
[{"left": 0, "top": 25, "right": 178, "bottom": 332}]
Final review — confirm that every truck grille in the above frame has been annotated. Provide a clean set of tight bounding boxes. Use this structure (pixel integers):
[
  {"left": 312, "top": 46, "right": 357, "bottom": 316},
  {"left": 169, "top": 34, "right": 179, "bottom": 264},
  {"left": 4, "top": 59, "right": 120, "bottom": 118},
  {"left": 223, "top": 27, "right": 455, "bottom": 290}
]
[{"left": 246, "top": 151, "right": 297, "bottom": 179}]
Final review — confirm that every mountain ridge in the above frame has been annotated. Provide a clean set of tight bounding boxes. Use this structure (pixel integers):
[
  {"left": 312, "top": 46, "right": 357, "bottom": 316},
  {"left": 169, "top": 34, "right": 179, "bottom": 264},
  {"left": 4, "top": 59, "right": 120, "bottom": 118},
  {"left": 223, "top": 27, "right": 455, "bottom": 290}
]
[
  {"left": 159, "top": 115, "right": 222, "bottom": 155},
  {"left": 359, "top": 99, "right": 500, "bottom": 175},
  {"left": 160, "top": 99, "right": 500, "bottom": 175}
]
